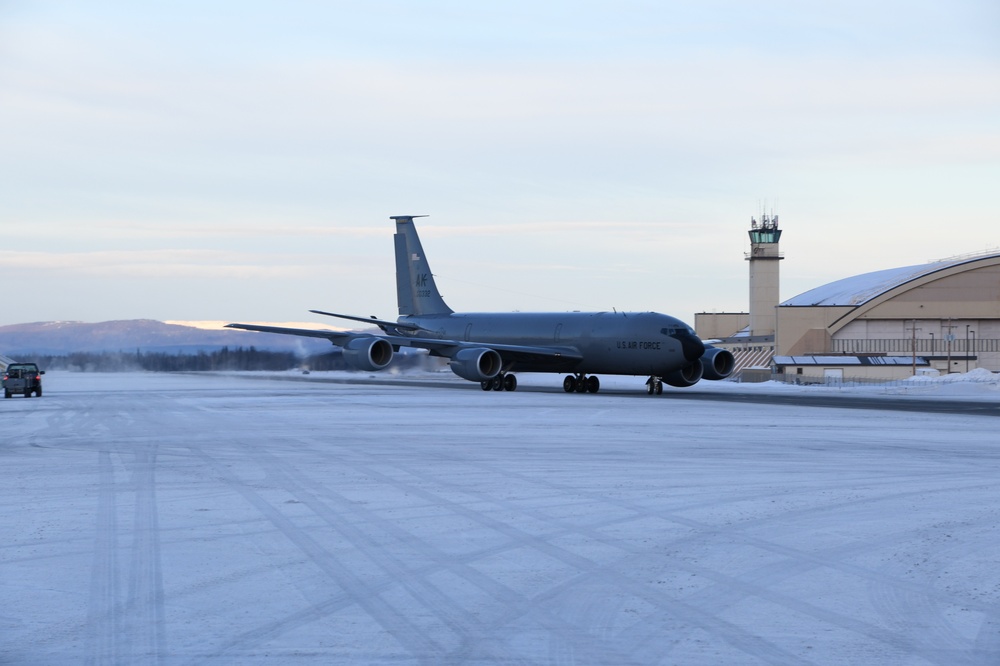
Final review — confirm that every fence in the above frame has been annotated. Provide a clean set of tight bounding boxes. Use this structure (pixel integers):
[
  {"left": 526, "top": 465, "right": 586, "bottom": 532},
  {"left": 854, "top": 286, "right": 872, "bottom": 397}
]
[
  {"left": 736, "top": 371, "right": 999, "bottom": 390},
  {"left": 832, "top": 338, "right": 999, "bottom": 354}
]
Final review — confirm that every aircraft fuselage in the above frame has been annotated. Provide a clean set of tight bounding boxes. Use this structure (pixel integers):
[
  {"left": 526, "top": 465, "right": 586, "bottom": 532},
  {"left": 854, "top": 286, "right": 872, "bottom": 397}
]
[
  {"left": 401, "top": 311, "right": 702, "bottom": 376},
  {"left": 227, "top": 215, "right": 731, "bottom": 393}
]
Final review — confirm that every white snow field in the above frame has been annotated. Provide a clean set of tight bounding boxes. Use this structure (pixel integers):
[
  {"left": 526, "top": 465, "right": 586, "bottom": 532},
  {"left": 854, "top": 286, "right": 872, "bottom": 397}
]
[{"left": 3, "top": 371, "right": 1000, "bottom": 665}]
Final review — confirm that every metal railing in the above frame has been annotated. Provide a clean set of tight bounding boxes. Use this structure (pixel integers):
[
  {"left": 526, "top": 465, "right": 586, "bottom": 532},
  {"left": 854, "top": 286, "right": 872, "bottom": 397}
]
[
  {"left": 832, "top": 338, "right": 998, "bottom": 354},
  {"left": 736, "top": 372, "right": 999, "bottom": 390}
]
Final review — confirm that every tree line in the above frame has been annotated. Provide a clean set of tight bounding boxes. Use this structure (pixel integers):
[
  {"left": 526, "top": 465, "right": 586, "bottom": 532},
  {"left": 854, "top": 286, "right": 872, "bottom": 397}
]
[{"left": 26, "top": 346, "right": 432, "bottom": 373}]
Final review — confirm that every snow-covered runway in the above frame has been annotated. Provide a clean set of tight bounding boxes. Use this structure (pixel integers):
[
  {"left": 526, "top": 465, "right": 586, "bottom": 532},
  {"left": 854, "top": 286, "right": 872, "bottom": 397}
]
[{"left": 3, "top": 372, "right": 1000, "bottom": 664}]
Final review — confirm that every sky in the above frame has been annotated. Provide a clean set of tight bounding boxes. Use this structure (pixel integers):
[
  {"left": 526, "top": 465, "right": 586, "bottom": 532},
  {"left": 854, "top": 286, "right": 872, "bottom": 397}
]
[{"left": 1, "top": 1, "right": 998, "bottom": 327}]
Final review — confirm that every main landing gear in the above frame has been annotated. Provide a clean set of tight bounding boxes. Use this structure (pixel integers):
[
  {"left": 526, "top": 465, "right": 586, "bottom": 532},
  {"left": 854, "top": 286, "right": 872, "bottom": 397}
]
[
  {"left": 481, "top": 373, "right": 518, "bottom": 392},
  {"left": 646, "top": 377, "right": 664, "bottom": 395},
  {"left": 479, "top": 373, "right": 603, "bottom": 394},
  {"left": 563, "top": 374, "right": 600, "bottom": 394}
]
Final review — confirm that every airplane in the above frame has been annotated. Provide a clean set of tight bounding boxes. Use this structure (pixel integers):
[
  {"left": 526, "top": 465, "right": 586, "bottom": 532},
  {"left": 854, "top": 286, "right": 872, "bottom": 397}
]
[{"left": 226, "top": 215, "right": 734, "bottom": 394}]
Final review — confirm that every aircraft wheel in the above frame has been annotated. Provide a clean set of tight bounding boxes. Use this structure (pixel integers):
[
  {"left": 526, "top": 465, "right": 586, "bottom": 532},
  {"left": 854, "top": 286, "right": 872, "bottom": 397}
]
[
  {"left": 491, "top": 375, "right": 505, "bottom": 391},
  {"left": 655, "top": 380, "right": 663, "bottom": 395},
  {"left": 586, "top": 376, "right": 600, "bottom": 393},
  {"left": 481, "top": 380, "right": 493, "bottom": 391},
  {"left": 563, "top": 376, "right": 576, "bottom": 393},
  {"left": 503, "top": 374, "right": 517, "bottom": 392}
]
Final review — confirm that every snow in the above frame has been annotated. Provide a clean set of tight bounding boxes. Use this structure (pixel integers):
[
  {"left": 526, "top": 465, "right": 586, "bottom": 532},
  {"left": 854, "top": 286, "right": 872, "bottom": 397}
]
[
  {"left": 3, "top": 370, "right": 1000, "bottom": 664},
  {"left": 780, "top": 254, "right": 1000, "bottom": 307}
]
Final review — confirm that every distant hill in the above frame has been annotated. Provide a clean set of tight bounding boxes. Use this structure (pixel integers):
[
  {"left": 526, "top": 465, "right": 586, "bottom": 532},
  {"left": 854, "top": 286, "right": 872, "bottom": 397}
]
[{"left": 0, "top": 320, "right": 339, "bottom": 357}]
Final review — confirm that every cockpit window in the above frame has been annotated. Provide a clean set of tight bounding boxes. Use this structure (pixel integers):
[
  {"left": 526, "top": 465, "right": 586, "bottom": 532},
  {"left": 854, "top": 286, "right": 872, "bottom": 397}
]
[{"left": 662, "top": 327, "right": 696, "bottom": 337}]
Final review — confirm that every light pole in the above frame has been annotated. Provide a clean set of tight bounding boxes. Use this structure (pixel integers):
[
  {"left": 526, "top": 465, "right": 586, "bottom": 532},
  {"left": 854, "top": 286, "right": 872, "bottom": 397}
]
[
  {"left": 966, "top": 325, "right": 970, "bottom": 372},
  {"left": 907, "top": 320, "right": 921, "bottom": 376},
  {"left": 929, "top": 332, "right": 934, "bottom": 354},
  {"left": 944, "top": 319, "right": 957, "bottom": 373}
]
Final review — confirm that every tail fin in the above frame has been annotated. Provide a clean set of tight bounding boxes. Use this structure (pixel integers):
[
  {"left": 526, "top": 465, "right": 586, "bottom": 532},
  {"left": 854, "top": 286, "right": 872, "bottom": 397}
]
[{"left": 392, "top": 215, "right": 454, "bottom": 316}]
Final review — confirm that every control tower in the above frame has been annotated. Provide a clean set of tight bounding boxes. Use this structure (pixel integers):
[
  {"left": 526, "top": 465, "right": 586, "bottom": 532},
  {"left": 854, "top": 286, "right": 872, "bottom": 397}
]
[{"left": 746, "top": 214, "right": 783, "bottom": 337}]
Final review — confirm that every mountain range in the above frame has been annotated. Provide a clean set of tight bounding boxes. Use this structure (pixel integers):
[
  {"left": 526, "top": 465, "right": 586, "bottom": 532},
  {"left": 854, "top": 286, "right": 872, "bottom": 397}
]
[{"left": 0, "top": 320, "right": 341, "bottom": 357}]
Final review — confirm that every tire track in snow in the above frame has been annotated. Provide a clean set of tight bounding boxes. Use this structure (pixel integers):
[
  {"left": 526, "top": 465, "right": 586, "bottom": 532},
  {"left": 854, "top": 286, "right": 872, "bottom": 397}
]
[
  {"left": 187, "top": 447, "right": 443, "bottom": 663},
  {"left": 189, "top": 537, "right": 580, "bottom": 663},
  {"left": 381, "top": 454, "right": 1000, "bottom": 664},
  {"left": 253, "top": 445, "right": 643, "bottom": 665},
  {"left": 340, "top": 458, "right": 809, "bottom": 665},
  {"left": 457, "top": 455, "right": 1000, "bottom": 664},
  {"left": 45, "top": 399, "right": 168, "bottom": 664},
  {"left": 623, "top": 491, "right": 1000, "bottom": 663},
  {"left": 123, "top": 378, "right": 997, "bottom": 663},
  {"left": 172, "top": 394, "right": 645, "bottom": 665},
  {"left": 868, "top": 517, "right": 1000, "bottom": 665},
  {"left": 185, "top": 484, "right": 646, "bottom": 662},
  {"left": 84, "top": 450, "right": 120, "bottom": 666},
  {"left": 121, "top": 446, "right": 166, "bottom": 665}
]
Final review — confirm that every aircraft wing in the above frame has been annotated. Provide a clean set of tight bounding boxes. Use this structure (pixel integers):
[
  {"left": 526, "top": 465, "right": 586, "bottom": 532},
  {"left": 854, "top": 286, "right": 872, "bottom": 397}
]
[
  {"left": 225, "top": 323, "right": 583, "bottom": 366},
  {"left": 404, "top": 338, "right": 585, "bottom": 370},
  {"left": 224, "top": 323, "right": 358, "bottom": 344},
  {"left": 461, "top": 341, "right": 583, "bottom": 368}
]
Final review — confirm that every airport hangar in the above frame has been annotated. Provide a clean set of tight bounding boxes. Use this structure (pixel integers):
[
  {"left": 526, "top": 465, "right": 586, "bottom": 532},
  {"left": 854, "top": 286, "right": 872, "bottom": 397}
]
[{"left": 696, "top": 216, "right": 1000, "bottom": 382}]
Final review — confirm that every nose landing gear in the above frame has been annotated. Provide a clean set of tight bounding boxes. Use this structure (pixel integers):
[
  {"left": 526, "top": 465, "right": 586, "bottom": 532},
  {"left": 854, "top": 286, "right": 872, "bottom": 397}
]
[{"left": 646, "top": 377, "right": 663, "bottom": 395}]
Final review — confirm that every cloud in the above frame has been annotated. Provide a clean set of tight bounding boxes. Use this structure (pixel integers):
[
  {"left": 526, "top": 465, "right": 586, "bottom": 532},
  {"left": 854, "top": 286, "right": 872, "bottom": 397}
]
[
  {"left": 1, "top": 2, "right": 997, "bottom": 325},
  {"left": 5, "top": 25, "right": 997, "bottom": 167},
  {"left": 0, "top": 249, "right": 352, "bottom": 279}
]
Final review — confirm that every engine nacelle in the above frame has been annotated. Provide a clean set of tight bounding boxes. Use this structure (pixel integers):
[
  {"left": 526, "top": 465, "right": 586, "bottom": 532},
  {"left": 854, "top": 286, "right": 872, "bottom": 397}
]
[
  {"left": 448, "top": 347, "right": 503, "bottom": 382},
  {"left": 700, "top": 346, "right": 735, "bottom": 381},
  {"left": 663, "top": 361, "right": 704, "bottom": 388},
  {"left": 342, "top": 337, "right": 394, "bottom": 371}
]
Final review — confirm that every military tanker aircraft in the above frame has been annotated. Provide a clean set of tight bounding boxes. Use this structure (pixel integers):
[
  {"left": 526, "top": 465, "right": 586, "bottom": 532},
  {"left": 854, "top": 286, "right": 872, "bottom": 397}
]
[{"left": 227, "top": 216, "right": 734, "bottom": 394}]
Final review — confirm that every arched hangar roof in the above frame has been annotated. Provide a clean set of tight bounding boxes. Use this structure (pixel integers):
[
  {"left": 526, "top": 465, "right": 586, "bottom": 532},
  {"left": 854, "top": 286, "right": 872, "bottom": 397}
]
[{"left": 781, "top": 252, "right": 1000, "bottom": 307}]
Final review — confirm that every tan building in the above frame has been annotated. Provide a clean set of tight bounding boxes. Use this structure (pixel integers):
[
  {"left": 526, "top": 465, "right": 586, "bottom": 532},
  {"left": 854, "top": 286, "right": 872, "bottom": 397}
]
[
  {"left": 774, "top": 252, "right": 1000, "bottom": 380},
  {"left": 695, "top": 215, "right": 780, "bottom": 376},
  {"left": 696, "top": 214, "right": 999, "bottom": 381},
  {"left": 747, "top": 214, "right": 783, "bottom": 336}
]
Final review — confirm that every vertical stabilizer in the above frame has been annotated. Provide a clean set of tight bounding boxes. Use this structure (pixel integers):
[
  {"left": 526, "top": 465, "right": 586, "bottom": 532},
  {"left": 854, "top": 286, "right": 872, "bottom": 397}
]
[{"left": 392, "top": 216, "right": 453, "bottom": 316}]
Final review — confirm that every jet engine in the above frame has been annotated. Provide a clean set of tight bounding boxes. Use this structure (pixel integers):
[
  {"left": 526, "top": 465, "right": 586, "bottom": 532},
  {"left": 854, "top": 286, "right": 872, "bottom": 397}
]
[
  {"left": 700, "top": 346, "right": 735, "bottom": 381},
  {"left": 663, "top": 361, "right": 704, "bottom": 387},
  {"left": 448, "top": 347, "right": 503, "bottom": 382},
  {"left": 342, "top": 337, "right": 394, "bottom": 371}
]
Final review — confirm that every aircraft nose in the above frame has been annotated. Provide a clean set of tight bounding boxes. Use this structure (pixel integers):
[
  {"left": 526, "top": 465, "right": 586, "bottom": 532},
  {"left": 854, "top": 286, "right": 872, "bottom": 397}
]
[{"left": 670, "top": 329, "right": 705, "bottom": 362}]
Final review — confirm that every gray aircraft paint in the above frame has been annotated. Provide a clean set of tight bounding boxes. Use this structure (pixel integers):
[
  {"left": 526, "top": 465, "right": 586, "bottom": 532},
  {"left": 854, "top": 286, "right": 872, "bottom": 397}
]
[
  {"left": 393, "top": 215, "right": 453, "bottom": 317},
  {"left": 396, "top": 311, "right": 695, "bottom": 376},
  {"left": 227, "top": 215, "right": 732, "bottom": 390},
  {"left": 389, "top": 216, "right": 705, "bottom": 376}
]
